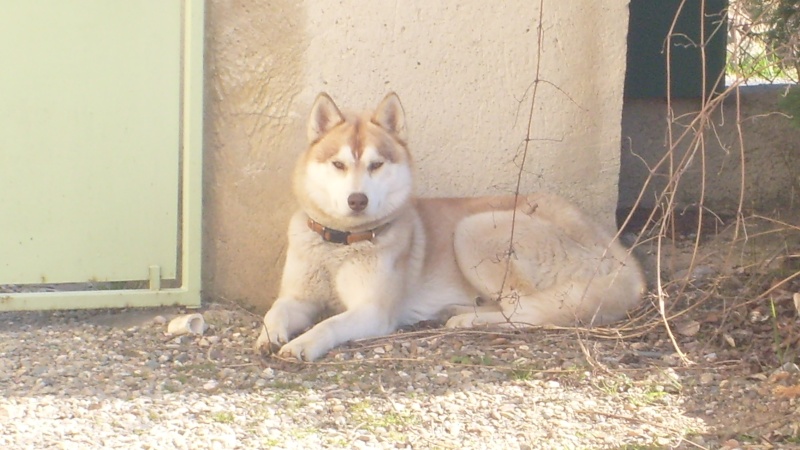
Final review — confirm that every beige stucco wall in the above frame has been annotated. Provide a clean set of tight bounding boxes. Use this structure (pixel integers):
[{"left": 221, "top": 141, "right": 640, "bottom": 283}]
[
  {"left": 204, "top": 0, "right": 632, "bottom": 311},
  {"left": 620, "top": 85, "right": 800, "bottom": 214}
]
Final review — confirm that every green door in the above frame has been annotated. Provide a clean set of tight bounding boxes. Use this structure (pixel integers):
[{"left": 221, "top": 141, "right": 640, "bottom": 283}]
[{"left": 0, "top": 0, "right": 204, "bottom": 310}]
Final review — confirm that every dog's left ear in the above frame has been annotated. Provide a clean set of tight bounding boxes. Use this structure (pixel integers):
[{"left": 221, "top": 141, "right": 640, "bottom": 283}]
[{"left": 371, "top": 92, "right": 406, "bottom": 142}]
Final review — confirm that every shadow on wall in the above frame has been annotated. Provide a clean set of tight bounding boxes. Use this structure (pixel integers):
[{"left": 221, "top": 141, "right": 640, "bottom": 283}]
[{"left": 617, "top": 84, "right": 800, "bottom": 231}]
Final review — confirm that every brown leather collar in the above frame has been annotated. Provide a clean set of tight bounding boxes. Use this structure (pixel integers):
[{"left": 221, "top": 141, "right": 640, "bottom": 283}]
[{"left": 307, "top": 218, "right": 382, "bottom": 245}]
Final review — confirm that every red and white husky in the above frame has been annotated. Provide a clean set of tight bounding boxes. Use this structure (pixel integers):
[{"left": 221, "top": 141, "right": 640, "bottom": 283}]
[{"left": 256, "top": 92, "right": 645, "bottom": 361}]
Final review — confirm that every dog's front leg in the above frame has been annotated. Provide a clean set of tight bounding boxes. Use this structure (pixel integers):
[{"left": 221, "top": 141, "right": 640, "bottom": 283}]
[
  {"left": 278, "top": 303, "right": 395, "bottom": 361},
  {"left": 279, "top": 257, "right": 402, "bottom": 361},
  {"left": 255, "top": 230, "right": 327, "bottom": 354}
]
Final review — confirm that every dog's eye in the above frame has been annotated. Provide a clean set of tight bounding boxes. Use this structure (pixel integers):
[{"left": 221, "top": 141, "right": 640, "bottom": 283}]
[
  {"left": 368, "top": 162, "right": 384, "bottom": 172},
  {"left": 332, "top": 161, "right": 346, "bottom": 171}
]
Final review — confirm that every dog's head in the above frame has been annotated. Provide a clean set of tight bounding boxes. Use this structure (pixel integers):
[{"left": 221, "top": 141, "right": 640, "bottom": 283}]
[{"left": 294, "top": 92, "right": 414, "bottom": 231}]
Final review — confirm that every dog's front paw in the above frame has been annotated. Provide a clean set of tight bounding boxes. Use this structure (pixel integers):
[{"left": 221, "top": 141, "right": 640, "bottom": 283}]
[
  {"left": 445, "top": 313, "right": 485, "bottom": 329},
  {"left": 254, "top": 320, "right": 290, "bottom": 356},
  {"left": 278, "top": 333, "right": 329, "bottom": 362}
]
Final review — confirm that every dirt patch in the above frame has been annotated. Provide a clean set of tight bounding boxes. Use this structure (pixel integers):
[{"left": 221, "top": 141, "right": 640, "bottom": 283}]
[{"left": 611, "top": 209, "right": 800, "bottom": 447}]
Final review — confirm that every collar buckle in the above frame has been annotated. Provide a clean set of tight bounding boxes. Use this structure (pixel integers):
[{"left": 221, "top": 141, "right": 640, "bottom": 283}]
[{"left": 322, "top": 227, "right": 351, "bottom": 245}]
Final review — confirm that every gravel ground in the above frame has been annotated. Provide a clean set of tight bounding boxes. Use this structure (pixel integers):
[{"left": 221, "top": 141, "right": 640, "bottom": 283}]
[
  {"left": 0, "top": 303, "right": 694, "bottom": 450},
  {"left": 3, "top": 298, "right": 798, "bottom": 450}
]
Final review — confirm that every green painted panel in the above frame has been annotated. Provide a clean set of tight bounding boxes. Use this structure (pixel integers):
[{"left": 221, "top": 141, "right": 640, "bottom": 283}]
[
  {"left": 0, "top": 0, "right": 204, "bottom": 311},
  {"left": 0, "top": 1, "right": 181, "bottom": 284},
  {"left": 626, "top": 0, "right": 728, "bottom": 98}
]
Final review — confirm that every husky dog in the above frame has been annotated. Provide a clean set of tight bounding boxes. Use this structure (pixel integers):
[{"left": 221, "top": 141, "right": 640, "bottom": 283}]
[{"left": 256, "top": 92, "right": 645, "bottom": 361}]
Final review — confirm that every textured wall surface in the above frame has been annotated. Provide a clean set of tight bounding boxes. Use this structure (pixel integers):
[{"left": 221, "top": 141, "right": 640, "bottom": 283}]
[
  {"left": 204, "top": 1, "right": 631, "bottom": 310},
  {"left": 620, "top": 85, "right": 800, "bottom": 213}
]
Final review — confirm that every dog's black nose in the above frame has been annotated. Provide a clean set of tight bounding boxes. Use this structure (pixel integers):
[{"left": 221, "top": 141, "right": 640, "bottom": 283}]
[{"left": 348, "top": 193, "right": 368, "bottom": 212}]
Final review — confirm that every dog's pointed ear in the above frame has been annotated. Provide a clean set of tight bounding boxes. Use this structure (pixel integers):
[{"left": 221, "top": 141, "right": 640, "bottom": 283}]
[
  {"left": 371, "top": 92, "right": 406, "bottom": 142},
  {"left": 308, "top": 93, "right": 344, "bottom": 143}
]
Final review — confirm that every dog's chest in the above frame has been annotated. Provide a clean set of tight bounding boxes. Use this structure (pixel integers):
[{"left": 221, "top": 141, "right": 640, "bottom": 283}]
[
  {"left": 305, "top": 235, "right": 370, "bottom": 264},
  {"left": 303, "top": 236, "right": 378, "bottom": 306}
]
